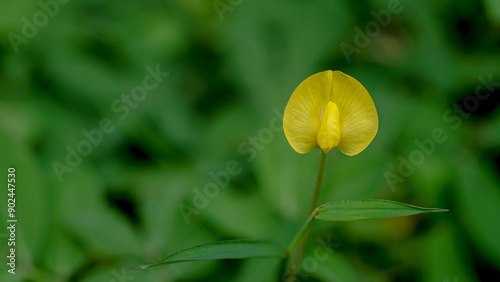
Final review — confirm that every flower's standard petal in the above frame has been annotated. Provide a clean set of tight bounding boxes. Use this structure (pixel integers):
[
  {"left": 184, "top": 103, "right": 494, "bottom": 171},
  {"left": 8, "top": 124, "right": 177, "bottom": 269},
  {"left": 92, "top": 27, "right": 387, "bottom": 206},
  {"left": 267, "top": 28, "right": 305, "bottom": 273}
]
[
  {"left": 330, "top": 71, "right": 378, "bottom": 156},
  {"left": 284, "top": 71, "right": 332, "bottom": 154}
]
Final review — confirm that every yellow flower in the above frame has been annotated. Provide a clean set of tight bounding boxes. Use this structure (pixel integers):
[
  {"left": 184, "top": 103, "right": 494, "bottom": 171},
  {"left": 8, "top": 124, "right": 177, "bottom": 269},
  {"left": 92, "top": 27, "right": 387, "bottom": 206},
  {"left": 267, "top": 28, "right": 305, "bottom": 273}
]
[{"left": 283, "top": 70, "right": 378, "bottom": 155}]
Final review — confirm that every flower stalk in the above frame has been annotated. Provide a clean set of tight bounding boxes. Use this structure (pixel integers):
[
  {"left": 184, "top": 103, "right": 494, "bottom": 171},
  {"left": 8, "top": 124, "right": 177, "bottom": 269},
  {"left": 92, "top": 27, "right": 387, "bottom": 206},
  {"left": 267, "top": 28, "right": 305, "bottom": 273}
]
[{"left": 285, "top": 151, "right": 327, "bottom": 282}]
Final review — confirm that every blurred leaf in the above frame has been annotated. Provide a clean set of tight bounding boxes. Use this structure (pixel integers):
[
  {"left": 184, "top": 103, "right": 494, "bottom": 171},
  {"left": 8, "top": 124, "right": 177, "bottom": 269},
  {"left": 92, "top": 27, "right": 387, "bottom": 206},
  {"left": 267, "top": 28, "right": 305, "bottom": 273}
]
[
  {"left": 456, "top": 157, "right": 500, "bottom": 269},
  {"left": 255, "top": 133, "right": 318, "bottom": 219},
  {"left": 222, "top": 0, "right": 352, "bottom": 108},
  {"left": 478, "top": 110, "right": 500, "bottom": 148},
  {"left": 132, "top": 240, "right": 285, "bottom": 269},
  {"left": 306, "top": 248, "right": 357, "bottom": 282},
  {"left": 44, "top": 230, "right": 86, "bottom": 280},
  {"left": 323, "top": 151, "right": 388, "bottom": 201},
  {"left": 65, "top": 209, "right": 140, "bottom": 257},
  {"left": 483, "top": 0, "right": 500, "bottom": 25},
  {"left": 235, "top": 258, "right": 284, "bottom": 282},
  {"left": 80, "top": 264, "right": 155, "bottom": 282},
  {"left": 422, "top": 224, "right": 479, "bottom": 282},
  {"left": 204, "top": 188, "right": 275, "bottom": 238},
  {"left": 315, "top": 200, "right": 447, "bottom": 222},
  {"left": 0, "top": 125, "right": 51, "bottom": 262}
]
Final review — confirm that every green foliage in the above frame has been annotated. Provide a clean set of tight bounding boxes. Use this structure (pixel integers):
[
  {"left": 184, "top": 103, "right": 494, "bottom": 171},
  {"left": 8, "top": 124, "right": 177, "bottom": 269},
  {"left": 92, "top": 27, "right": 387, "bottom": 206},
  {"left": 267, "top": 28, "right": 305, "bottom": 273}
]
[
  {"left": 132, "top": 240, "right": 285, "bottom": 270},
  {"left": 0, "top": 0, "right": 499, "bottom": 281},
  {"left": 315, "top": 200, "right": 447, "bottom": 222}
]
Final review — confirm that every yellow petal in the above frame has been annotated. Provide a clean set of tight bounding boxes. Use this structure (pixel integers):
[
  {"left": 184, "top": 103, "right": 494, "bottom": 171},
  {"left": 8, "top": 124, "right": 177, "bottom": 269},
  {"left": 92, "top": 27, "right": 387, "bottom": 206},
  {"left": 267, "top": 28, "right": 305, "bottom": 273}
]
[
  {"left": 284, "top": 71, "right": 332, "bottom": 154},
  {"left": 330, "top": 71, "right": 378, "bottom": 156},
  {"left": 317, "top": 101, "right": 341, "bottom": 154}
]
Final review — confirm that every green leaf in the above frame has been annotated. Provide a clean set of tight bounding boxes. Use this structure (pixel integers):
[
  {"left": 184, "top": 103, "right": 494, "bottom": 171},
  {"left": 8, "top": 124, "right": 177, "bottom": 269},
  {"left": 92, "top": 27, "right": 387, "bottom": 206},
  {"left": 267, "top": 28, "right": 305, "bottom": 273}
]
[
  {"left": 131, "top": 240, "right": 286, "bottom": 270},
  {"left": 456, "top": 158, "right": 500, "bottom": 269},
  {"left": 315, "top": 200, "right": 447, "bottom": 222}
]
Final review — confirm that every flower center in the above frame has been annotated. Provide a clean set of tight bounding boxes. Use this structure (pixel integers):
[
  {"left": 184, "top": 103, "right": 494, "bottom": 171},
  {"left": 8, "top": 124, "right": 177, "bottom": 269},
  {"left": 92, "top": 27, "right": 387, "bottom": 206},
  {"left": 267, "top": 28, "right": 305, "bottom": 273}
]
[{"left": 317, "top": 101, "right": 341, "bottom": 153}]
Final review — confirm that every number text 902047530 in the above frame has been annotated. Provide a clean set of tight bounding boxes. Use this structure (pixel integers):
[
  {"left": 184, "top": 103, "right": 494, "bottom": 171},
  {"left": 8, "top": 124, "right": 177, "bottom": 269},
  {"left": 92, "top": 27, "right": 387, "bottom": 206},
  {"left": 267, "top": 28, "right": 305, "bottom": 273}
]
[{"left": 7, "top": 167, "right": 16, "bottom": 275}]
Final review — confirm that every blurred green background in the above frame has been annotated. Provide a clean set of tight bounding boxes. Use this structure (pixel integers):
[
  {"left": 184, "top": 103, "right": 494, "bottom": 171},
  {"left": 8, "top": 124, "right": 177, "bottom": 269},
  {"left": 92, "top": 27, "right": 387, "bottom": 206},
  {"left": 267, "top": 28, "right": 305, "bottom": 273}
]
[{"left": 1, "top": 0, "right": 500, "bottom": 281}]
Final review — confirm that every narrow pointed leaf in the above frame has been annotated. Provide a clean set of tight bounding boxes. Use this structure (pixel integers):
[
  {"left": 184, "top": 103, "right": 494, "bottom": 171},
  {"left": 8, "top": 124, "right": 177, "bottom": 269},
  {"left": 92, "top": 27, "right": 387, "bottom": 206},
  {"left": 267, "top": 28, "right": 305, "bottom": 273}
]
[
  {"left": 315, "top": 200, "right": 447, "bottom": 222},
  {"left": 131, "top": 240, "right": 285, "bottom": 270}
]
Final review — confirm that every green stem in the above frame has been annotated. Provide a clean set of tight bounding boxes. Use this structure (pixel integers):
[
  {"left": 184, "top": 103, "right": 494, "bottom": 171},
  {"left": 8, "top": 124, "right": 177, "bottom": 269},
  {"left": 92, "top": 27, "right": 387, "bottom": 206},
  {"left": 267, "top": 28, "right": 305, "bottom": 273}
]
[
  {"left": 286, "top": 208, "right": 317, "bottom": 255},
  {"left": 308, "top": 151, "right": 327, "bottom": 214},
  {"left": 285, "top": 151, "right": 327, "bottom": 282}
]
